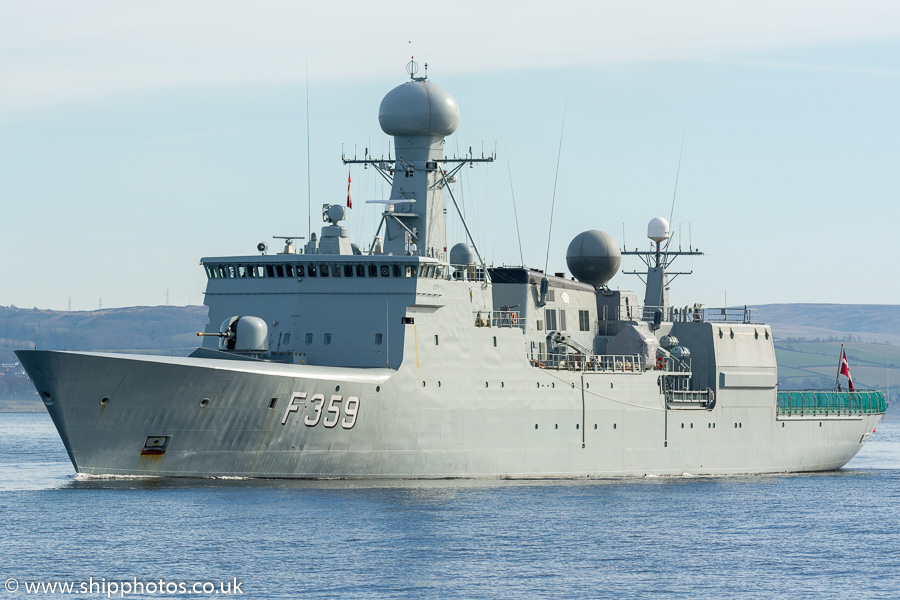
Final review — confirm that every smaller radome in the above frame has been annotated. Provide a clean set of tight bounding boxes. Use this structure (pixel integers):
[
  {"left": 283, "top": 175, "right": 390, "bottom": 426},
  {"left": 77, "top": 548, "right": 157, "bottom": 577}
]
[{"left": 566, "top": 230, "right": 621, "bottom": 287}]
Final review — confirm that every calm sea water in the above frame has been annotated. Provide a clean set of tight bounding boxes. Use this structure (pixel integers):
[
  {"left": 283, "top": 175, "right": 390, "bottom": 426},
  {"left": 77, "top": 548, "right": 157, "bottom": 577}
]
[{"left": 0, "top": 411, "right": 898, "bottom": 599}]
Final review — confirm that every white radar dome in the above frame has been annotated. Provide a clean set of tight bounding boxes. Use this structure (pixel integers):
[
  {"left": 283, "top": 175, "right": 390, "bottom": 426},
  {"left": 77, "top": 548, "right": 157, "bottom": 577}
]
[
  {"left": 648, "top": 217, "right": 670, "bottom": 243},
  {"left": 566, "top": 230, "right": 621, "bottom": 287},
  {"left": 379, "top": 81, "right": 460, "bottom": 137}
]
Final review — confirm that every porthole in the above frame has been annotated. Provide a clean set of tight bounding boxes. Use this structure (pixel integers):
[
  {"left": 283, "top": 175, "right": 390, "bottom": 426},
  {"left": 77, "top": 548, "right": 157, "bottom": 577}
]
[
  {"left": 713, "top": 423, "right": 716, "bottom": 429},
  {"left": 376, "top": 386, "right": 381, "bottom": 393},
  {"left": 100, "top": 396, "right": 109, "bottom": 406},
  {"left": 335, "top": 385, "right": 340, "bottom": 392},
  {"left": 754, "top": 330, "right": 759, "bottom": 340},
  {"left": 730, "top": 329, "right": 735, "bottom": 339},
  {"left": 536, "top": 382, "right": 540, "bottom": 388},
  {"left": 819, "top": 422, "right": 823, "bottom": 428},
  {"left": 782, "top": 422, "right": 785, "bottom": 428},
  {"left": 39, "top": 391, "right": 53, "bottom": 405},
  {"left": 734, "top": 423, "right": 738, "bottom": 428},
  {"left": 690, "top": 423, "right": 693, "bottom": 429},
  {"left": 576, "top": 424, "right": 580, "bottom": 430},
  {"left": 610, "top": 383, "right": 614, "bottom": 389},
  {"left": 594, "top": 424, "right": 598, "bottom": 429},
  {"left": 613, "top": 423, "right": 617, "bottom": 430},
  {"left": 719, "top": 329, "right": 724, "bottom": 339},
  {"left": 551, "top": 382, "right": 555, "bottom": 388},
  {"left": 554, "top": 424, "right": 558, "bottom": 430},
  {"left": 681, "top": 423, "right": 685, "bottom": 429},
  {"left": 765, "top": 331, "right": 770, "bottom": 340},
  {"left": 571, "top": 383, "right": 575, "bottom": 388},
  {"left": 501, "top": 382, "right": 505, "bottom": 388},
  {"left": 586, "top": 383, "right": 590, "bottom": 389},
  {"left": 422, "top": 381, "right": 426, "bottom": 387},
  {"left": 739, "top": 423, "right": 742, "bottom": 428},
  {"left": 485, "top": 382, "right": 489, "bottom": 388},
  {"left": 438, "top": 381, "right": 441, "bottom": 387},
  {"left": 535, "top": 424, "right": 539, "bottom": 430},
  {"left": 200, "top": 398, "right": 210, "bottom": 408},
  {"left": 708, "top": 423, "right": 711, "bottom": 429}
]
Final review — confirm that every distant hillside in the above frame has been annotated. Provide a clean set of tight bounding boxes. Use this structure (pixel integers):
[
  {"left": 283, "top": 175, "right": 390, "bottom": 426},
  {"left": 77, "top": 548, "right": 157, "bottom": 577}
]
[
  {"left": 754, "top": 304, "right": 900, "bottom": 345},
  {"left": 0, "top": 305, "right": 209, "bottom": 401}
]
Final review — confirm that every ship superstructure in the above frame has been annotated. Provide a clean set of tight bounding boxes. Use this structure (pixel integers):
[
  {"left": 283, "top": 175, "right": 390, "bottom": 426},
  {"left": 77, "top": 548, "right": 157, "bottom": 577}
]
[{"left": 17, "top": 64, "right": 885, "bottom": 478}]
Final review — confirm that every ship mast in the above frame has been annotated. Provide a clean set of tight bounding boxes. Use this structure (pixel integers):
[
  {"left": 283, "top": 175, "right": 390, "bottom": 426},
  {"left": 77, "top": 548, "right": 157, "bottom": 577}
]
[
  {"left": 622, "top": 217, "right": 703, "bottom": 320},
  {"left": 342, "top": 60, "right": 494, "bottom": 266}
]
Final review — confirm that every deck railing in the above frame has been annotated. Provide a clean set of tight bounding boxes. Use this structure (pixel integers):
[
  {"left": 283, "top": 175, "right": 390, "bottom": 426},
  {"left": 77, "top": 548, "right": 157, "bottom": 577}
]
[
  {"left": 776, "top": 389, "right": 887, "bottom": 416},
  {"left": 474, "top": 310, "right": 523, "bottom": 330},
  {"left": 529, "top": 353, "right": 644, "bottom": 374}
]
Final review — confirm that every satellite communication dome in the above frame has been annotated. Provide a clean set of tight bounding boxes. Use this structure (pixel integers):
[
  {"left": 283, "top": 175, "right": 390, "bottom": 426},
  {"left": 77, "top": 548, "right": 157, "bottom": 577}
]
[
  {"left": 379, "top": 81, "right": 460, "bottom": 137},
  {"left": 449, "top": 243, "right": 475, "bottom": 267},
  {"left": 648, "top": 217, "right": 670, "bottom": 243},
  {"left": 566, "top": 230, "right": 621, "bottom": 287}
]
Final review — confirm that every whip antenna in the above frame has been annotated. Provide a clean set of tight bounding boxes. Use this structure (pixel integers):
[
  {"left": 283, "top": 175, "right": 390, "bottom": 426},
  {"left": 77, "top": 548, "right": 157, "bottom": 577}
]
[{"left": 663, "top": 131, "right": 686, "bottom": 254}]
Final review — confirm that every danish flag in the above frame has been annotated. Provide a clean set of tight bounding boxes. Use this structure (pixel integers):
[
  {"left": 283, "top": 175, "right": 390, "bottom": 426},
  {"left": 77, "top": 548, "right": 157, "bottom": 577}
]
[
  {"left": 346, "top": 171, "right": 353, "bottom": 209},
  {"left": 839, "top": 346, "right": 854, "bottom": 391}
]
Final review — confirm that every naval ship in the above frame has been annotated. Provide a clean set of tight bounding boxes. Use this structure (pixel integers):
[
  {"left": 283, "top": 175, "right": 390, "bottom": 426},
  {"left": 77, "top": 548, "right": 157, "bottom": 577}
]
[{"left": 17, "top": 63, "right": 886, "bottom": 478}]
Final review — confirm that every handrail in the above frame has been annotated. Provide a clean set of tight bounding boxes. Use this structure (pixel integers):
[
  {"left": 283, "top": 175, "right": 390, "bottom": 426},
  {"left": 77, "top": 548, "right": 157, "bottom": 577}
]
[
  {"left": 776, "top": 389, "right": 887, "bottom": 416},
  {"left": 529, "top": 353, "right": 644, "bottom": 374},
  {"left": 474, "top": 310, "right": 523, "bottom": 330}
]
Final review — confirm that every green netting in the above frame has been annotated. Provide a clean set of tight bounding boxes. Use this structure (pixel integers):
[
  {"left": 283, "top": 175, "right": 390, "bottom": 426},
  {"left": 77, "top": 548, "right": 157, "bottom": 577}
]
[{"left": 776, "top": 389, "right": 887, "bottom": 415}]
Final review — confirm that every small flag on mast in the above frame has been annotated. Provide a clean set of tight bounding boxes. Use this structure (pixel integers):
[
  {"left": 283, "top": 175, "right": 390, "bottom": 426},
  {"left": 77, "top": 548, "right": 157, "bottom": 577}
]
[
  {"left": 838, "top": 345, "right": 854, "bottom": 391},
  {"left": 346, "top": 170, "right": 353, "bottom": 209}
]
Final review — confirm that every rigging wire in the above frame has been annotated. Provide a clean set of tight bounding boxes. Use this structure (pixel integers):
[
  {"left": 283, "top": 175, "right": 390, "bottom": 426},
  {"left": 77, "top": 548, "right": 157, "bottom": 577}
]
[
  {"left": 544, "top": 96, "right": 568, "bottom": 274},
  {"left": 504, "top": 140, "right": 525, "bottom": 266}
]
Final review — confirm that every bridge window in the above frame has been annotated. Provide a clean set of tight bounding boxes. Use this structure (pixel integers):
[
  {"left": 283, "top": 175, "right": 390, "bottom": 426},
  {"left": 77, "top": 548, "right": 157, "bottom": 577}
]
[
  {"left": 579, "top": 310, "right": 590, "bottom": 331},
  {"left": 356, "top": 265, "right": 365, "bottom": 277},
  {"left": 274, "top": 265, "right": 283, "bottom": 277},
  {"left": 266, "top": 265, "right": 275, "bottom": 278},
  {"left": 547, "top": 290, "right": 556, "bottom": 302},
  {"left": 370, "top": 264, "right": 379, "bottom": 277},
  {"left": 305, "top": 333, "right": 313, "bottom": 344},
  {"left": 324, "top": 333, "right": 332, "bottom": 345},
  {"left": 237, "top": 265, "right": 247, "bottom": 278},
  {"left": 308, "top": 265, "right": 317, "bottom": 277},
  {"left": 344, "top": 265, "right": 353, "bottom": 277},
  {"left": 332, "top": 265, "right": 341, "bottom": 277},
  {"left": 559, "top": 310, "right": 567, "bottom": 331},
  {"left": 286, "top": 265, "right": 294, "bottom": 277},
  {"left": 393, "top": 265, "right": 402, "bottom": 277},
  {"left": 296, "top": 265, "right": 305, "bottom": 277},
  {"left": 427, "top": 265, "right": 435, "bottom": 278},
  {"left": 227, "top": 265, "right": 236, "bottom": 278},
  {"left": 320, "top": 265, "right": 329, "bottom": 277}
]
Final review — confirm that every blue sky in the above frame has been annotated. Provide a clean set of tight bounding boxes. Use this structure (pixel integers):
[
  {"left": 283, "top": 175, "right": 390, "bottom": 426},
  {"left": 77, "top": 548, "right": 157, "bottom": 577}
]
[{"left": 2, "top": 1, "right": 899, "bottom": 310}]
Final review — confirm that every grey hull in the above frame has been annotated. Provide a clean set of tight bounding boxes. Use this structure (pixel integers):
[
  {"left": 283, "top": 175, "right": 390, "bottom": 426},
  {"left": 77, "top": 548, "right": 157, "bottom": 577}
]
[{"left": 17, "top": 350, "right": 878, "bottom": 478}]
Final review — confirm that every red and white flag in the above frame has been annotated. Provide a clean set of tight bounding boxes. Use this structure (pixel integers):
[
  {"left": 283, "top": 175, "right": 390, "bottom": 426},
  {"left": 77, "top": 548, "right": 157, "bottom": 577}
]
[
  {"left": 346, "top": 170, "right": 352, "bottom": 209},
  {"left": 839, "top": 346, "right": 854, "bottom": 391}
]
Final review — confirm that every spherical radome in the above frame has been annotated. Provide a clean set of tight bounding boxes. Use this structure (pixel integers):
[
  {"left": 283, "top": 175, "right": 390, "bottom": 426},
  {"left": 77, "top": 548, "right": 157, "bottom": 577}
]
[
  {"left": 566, "top": 230, "right": 621, "bottom": 286},
  {"left": 379, "top": 81, "right": 460, "bottom": 137},
  {"left": 648, "top": 217, "right": 670, "bottom": 243},
  {"left": 449, "top": 243, "right": 475, "bottom": 267}
]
